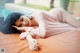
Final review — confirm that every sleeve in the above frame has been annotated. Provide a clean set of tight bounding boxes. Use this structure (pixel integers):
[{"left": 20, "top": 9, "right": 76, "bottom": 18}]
[{"left": 32, "top": 12, "right": 46, "bottom": 38}]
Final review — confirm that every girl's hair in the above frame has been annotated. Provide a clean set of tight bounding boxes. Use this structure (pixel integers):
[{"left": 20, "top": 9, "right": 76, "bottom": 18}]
[{"left": 0, "top": 12, "right": 24, "bottom": 34}]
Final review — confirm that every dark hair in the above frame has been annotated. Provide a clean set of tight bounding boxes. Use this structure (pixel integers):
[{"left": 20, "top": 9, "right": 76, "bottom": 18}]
[{"left": 0, "top": 12, "right": 23, "bottom": 34}]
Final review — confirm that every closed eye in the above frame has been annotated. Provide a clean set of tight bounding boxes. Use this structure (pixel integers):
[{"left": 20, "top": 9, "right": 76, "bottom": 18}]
[{"left": 20, "top": 18, "right": 23, "bottom": 22}]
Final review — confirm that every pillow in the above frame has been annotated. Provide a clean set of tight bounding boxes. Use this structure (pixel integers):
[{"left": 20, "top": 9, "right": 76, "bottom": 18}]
[
  {"left": 1, "top": 9, "right": 13, "bottom": 21},
  {"left": 1, "top": 9, "right": 32, "bottom": 21}
]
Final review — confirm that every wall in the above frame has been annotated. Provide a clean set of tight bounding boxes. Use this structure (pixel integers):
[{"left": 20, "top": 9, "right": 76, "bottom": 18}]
[
  {"left": 14, "top": 0, "right": 80, "bottom": 15},
  {"left": 68, "top": 1, "right": 80, "bottom": 15}
]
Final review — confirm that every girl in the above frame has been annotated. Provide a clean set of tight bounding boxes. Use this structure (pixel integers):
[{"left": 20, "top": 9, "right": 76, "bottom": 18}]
[{"left": 0, "top": 8, "right": 80, "bottom": 50}]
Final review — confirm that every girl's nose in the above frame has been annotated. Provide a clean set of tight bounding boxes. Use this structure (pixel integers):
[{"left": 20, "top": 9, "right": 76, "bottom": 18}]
[{"left": 22, "top": 22, "right": 26, "bottom": 25}]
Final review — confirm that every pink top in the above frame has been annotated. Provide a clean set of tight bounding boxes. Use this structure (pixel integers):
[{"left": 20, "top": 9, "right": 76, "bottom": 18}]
[
  {"left": 32, "top": 11, "right": 75, "bottom": 37},
  {"left": 20, "top": 8, "right": 79, "bottom": 39}
]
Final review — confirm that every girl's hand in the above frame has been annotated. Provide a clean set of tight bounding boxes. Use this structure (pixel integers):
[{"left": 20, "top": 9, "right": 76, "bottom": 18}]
[
  {"left": 12, "top": 26, "right": 25, "bottom": 32},
  {"left": 12, "top": 25, "right": 35, "bottom": 32},
  {"left": 12, "top": 26, "right": 19, "bottom": 29},
  {"left": 28, "top": 39, "right": 39, "bottom": 50}
]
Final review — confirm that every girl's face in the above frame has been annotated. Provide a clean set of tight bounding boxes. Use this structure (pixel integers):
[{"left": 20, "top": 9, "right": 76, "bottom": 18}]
[{"left": 15, "top": 15, "right": 31, "bottom": 27}]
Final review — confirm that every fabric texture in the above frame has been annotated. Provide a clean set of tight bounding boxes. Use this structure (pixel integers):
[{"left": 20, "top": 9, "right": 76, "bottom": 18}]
[
  {"left": 31, "top": 8, "right": 76, "bottom": 37},
  {"left": 0, "top": 30, "right": 80, "bottom": 53},
  {"left": 0, "top": 16, "right": 4, "bottom": 26}
]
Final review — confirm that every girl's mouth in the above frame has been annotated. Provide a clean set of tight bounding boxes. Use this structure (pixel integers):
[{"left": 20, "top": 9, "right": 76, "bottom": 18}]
[{"left": 26, "top": 22, "right": 29, "bottom": 26}]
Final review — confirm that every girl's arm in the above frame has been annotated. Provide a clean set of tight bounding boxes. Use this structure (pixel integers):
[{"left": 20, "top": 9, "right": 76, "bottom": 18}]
[
  {"left": 33, "top": 12, "right": 46, "bottom": 38},
  {"left": 12, "top": 26, "right": 35, "bottom": 32},
  {"left": 12, "top": 26, "right": 27, "bottom": 32},
  {"left": 33, "top": 26, "right": 46, "bottom": 38},
  {"left": 20, "top": 32, "right": 39, "bottom": 50}
]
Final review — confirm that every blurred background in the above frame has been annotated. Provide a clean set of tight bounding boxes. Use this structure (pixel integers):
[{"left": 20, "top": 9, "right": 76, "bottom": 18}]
[{"left": 0, "top": 0, "right": 80, "bottom": 17}]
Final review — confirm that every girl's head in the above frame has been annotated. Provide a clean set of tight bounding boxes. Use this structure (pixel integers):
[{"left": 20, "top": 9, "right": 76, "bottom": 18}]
[
  {"left": 15, "top": 15, "right": 32, "bottom": 27},
  {"left": 0, "top": 12, "right": 31, "bottom": 34}
]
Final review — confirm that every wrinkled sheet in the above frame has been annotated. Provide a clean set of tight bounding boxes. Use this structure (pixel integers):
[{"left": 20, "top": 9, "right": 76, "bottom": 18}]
[{"left": 0, "top": 30, "right": 80, "bottom": 53}]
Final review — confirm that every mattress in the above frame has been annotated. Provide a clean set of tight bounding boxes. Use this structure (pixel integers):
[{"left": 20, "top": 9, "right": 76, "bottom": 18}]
[{"left": 0, "top": 30, "right": 80, "bottom": 53}]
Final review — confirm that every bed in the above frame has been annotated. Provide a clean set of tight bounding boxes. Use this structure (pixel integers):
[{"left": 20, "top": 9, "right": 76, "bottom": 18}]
[
  {"left": 0, "top": 30, "right": 80, "bottom": 53},
  {"left": 0, "top": 4, "right": 80, "bottom": 53}
]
